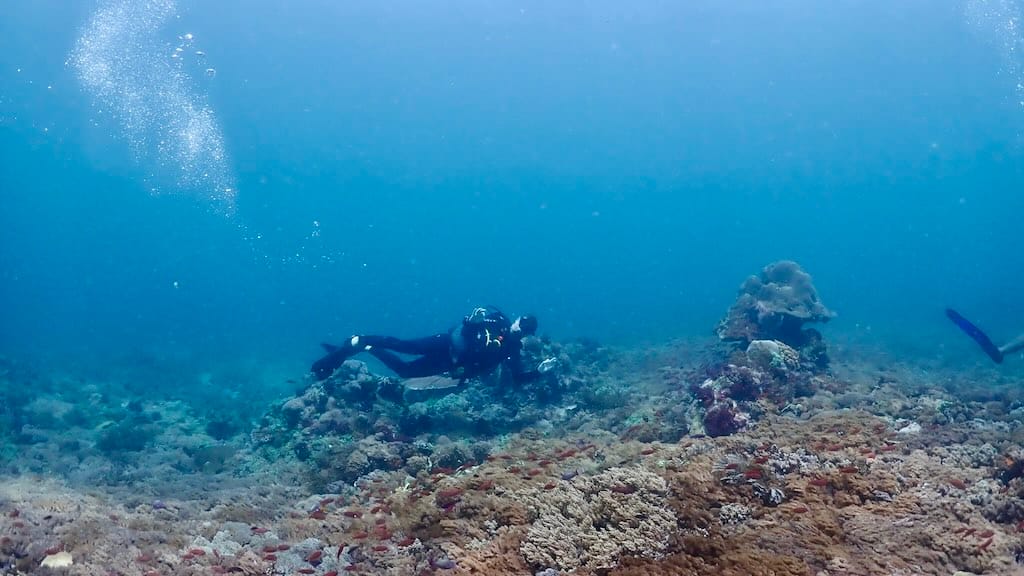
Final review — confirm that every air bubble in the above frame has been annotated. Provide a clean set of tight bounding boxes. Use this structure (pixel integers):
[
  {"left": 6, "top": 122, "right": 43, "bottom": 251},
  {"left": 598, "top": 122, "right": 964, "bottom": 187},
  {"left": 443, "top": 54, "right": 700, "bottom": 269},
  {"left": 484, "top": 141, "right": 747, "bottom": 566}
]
[
  {"left": 965, "top": 0, "right": 1024, "bottom": 124},
  {"left": 69, "top": 0, "right": 235, "bottom": 211}
]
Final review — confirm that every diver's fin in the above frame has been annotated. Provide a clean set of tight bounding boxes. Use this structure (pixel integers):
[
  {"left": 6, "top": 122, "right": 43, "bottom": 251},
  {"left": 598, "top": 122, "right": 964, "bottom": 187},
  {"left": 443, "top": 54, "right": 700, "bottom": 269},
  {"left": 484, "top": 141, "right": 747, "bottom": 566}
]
[
  {"left": 311, "top": 345, "right": 348, "bottom": 381},
  {"left": 945, "top": 308, "right": 1004, "bottom": 364},
  {"left": 320, "top": 342, "right": 340, "bottom": 353}
]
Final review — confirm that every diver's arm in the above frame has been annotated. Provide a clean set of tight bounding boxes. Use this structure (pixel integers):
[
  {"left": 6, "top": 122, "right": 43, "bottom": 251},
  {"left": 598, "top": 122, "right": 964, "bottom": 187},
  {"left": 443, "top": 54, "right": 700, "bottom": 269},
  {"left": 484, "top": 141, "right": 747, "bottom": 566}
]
[
  {"left": 504, "top": 340, "right": 540, "bottom": 384},
  {"left": 1000, "top": 333, "right": 1024, "bottom": 357}
]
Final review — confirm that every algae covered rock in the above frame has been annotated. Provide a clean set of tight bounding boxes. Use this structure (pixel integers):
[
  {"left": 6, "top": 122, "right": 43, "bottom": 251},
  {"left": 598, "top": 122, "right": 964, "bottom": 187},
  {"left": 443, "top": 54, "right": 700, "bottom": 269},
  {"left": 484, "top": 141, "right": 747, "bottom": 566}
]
[
  {"left": 746, "top": 339, "right": 800, "bottom": 373},
  {"left": 96, "top": 416, "right": 158, "bottom": 453}
]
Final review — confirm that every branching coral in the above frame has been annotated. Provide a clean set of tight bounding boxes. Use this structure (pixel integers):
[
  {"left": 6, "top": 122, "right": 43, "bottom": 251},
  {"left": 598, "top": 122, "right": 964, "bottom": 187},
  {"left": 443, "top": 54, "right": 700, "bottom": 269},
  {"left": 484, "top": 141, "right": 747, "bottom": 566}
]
[{"left": 518, "top": 466, "right": 676, "bottom": 572}]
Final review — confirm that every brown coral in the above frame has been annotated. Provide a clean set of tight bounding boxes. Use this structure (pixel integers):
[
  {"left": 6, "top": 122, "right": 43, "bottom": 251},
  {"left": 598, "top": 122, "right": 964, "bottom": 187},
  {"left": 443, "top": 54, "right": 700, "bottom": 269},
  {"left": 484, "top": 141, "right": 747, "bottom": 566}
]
[{"left": 518, "top": 466, "right": 676, "bottom": 572}]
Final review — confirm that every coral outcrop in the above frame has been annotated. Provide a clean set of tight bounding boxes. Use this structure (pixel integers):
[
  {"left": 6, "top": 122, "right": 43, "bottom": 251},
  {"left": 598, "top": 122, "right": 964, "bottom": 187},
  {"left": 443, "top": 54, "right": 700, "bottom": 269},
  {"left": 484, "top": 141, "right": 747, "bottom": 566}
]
[
  {"left": 251, "top": 337, "right": 619, "bottom": 489},
  {"left": 717, "top": 260, "right": 835, "bottom": 360},
  {"left": 681, "top": 262, "right": 838, "bottom": 437}
]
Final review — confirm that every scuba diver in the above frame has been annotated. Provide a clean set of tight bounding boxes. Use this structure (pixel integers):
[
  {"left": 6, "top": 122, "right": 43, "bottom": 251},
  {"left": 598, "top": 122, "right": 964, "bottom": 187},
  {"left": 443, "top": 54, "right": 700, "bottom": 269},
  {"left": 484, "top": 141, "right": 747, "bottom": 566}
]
[
  {"left": 946, "top": 308, "right": 1024, "bottom": 364},
  {"left": 311, "top": 306, "right": 539, "bottom": 383}
]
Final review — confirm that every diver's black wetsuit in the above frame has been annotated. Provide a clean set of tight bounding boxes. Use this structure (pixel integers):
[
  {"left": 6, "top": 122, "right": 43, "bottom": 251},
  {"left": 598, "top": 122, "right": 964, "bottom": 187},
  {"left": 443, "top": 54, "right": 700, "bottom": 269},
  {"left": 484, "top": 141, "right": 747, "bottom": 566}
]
[
  {"left": 357, "top": 334, "right": 455, "bottom": 378},
  {"left": 312, "top": 306, "right": 533, "bottom": 382}
]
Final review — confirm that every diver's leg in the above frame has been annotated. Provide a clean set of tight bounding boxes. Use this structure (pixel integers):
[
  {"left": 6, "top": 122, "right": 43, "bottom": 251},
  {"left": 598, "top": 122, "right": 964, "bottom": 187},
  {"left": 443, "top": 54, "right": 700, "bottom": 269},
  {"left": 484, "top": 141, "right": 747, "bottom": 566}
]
[
  {"left": 313, "top": 333, "right": 452, "bottom": 380},
  {"left": 1000, "top": 334, "right": 1024, "bottom": 357},
  {"left": 358, "top": 334, "right": 451, "bottom": 356},
  {"left": 367, "top": 348, "right": 454, "bottom": 378}
]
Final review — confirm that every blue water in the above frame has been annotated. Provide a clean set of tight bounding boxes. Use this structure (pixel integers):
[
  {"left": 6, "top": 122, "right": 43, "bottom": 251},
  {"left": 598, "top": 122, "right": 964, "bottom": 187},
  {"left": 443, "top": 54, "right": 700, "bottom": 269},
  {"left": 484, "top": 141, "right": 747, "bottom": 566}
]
[{"left": 2, "top": 0, "right": 1023, "bottom": 381}]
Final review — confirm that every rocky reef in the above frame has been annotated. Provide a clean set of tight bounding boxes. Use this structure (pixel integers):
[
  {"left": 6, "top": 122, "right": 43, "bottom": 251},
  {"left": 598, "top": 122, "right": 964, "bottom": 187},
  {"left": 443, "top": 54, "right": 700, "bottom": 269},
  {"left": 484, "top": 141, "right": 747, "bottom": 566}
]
[
  {"left": 7, "top": 378, "right": 1024, "bottom": 576},
  {"left": 251, "top": 336, "right": 617, "bottom": 491}
]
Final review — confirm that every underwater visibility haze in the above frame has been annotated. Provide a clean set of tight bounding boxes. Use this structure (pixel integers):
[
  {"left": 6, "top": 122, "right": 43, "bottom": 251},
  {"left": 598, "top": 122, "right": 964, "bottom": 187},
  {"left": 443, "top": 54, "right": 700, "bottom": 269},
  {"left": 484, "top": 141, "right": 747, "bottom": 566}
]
[{"left": 2, "top": 1, "right": 1024, "bottom": 575}]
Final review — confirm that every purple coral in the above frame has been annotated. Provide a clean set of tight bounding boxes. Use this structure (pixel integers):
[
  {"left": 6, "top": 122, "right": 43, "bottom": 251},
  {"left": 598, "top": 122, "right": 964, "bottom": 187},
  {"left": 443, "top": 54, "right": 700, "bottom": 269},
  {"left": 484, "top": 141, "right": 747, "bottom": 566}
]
[
  {"left": 703, "top": 401, "right": 747, "bottom": 437},
  {"left": 721, "top": 365, "right": 762, "bottom": 402},
  {"left": 689, "top": 380, "right": 717, "bottom": 408}
]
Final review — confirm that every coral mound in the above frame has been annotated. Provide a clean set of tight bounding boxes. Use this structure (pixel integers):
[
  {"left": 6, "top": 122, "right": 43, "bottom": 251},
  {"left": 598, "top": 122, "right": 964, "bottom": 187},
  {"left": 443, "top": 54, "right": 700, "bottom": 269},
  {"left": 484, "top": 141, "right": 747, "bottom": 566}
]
[
  {"left": 685, "top": 261, "right": 838, "bottom": 438},
  {"left": 717, "top": 260, "right": 835, "bottom": 352}
]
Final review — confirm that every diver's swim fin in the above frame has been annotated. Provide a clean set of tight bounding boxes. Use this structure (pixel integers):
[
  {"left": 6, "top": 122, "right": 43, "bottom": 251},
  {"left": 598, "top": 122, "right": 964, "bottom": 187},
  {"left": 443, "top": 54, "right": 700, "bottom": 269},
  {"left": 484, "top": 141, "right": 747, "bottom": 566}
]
[
  {"left": 311, "top": 348, "right": 344, "bottom": 380},
  {"left": 312, "top": 342, "right": 352, "bottom": 380},
  {"left": 945, "top": 308, "right": 1004, "bottom": 364}
]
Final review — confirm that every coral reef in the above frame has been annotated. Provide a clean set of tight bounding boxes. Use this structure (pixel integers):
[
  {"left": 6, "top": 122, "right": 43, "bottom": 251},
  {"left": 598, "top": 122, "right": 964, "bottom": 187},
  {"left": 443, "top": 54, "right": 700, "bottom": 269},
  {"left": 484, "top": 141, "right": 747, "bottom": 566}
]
[{"left": 8, "top": 281, "right": 1024, "bottom": 575}]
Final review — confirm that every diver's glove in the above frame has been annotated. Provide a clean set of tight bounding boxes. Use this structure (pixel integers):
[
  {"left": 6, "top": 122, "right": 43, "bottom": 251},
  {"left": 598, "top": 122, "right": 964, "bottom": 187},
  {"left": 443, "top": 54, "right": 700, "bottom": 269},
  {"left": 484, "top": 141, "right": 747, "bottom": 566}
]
[{"left": 537, "top": 358, "right": 559, "bottom": 374}]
